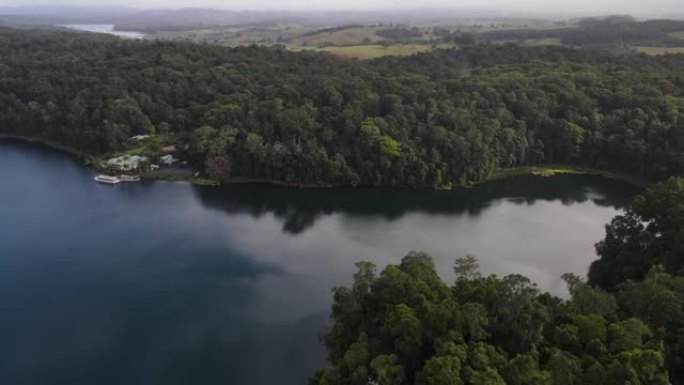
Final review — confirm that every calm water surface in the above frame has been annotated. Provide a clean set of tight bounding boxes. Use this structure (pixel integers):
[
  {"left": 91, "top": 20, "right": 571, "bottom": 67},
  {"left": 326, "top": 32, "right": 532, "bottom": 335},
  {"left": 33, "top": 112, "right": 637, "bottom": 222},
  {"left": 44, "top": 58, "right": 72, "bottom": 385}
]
[{"left": 0, "top": 141, "right": 639, "bottom": 385}]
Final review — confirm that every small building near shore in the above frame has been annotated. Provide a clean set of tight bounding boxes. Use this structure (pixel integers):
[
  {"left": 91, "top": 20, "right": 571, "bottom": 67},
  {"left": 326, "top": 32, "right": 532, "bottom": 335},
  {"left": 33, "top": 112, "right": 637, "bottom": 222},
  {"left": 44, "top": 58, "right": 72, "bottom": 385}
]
[
  {"left": 128, "top": 135, "right": 151, "bottom": 142},
  {"left": 159, "top": 154, "right": 178, "bottom": 166},
  {"left": 161, "top": 145, "right": 176, "bottom": 153},
  {"left": 106, "top": 155, "right": 148, "bottom": 171}
]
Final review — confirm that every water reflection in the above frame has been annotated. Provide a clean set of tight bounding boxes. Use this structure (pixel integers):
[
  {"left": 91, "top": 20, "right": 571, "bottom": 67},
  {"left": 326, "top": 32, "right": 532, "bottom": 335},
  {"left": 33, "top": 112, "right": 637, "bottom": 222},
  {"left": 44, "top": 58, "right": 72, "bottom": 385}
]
[
  {"left": 192, "top": 175, "right": 637, "bottom": 235},
  {"left": 0, "top": 235, "right": 291, "bottom": 385},
  {"left": 0, "top": 140, "right": 641, "bottom": 385},
  {"left": 60, "top": 24, "right": 145, "bottom": 39}
]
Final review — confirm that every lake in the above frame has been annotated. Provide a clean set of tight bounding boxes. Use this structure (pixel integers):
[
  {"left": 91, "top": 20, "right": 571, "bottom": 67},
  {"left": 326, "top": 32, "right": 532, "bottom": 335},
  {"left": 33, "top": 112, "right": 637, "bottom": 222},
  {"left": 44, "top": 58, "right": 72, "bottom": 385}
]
[
  {"left": 0, "top": 140, "right": 639, "bottom": 385},
  {"left": 59, "top": 24, "right": 145, "bottom": 39}
]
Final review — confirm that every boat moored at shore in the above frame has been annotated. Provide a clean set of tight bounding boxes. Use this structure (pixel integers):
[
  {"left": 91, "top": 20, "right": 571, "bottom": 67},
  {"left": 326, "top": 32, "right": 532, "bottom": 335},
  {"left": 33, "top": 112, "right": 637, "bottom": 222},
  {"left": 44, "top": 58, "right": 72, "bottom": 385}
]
[
  {"left": 119, "top": 175, "right": 141, "bottom": 182},
  {"left": 94, "top": 174, "right": 121, "bottom": 184}
]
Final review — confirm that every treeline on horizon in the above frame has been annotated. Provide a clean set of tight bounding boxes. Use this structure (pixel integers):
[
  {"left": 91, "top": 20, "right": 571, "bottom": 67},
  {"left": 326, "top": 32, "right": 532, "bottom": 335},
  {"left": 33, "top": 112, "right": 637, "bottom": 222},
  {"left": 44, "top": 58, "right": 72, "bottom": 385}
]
[
  {"left": 438, "top": 16, "right": 684, "bottom": 48},
  {"left": 312, "top": 177, "right": 684, "bottom": 385},
  {"left": 1, "top": 27, "right": 684, "bottom": 187}
]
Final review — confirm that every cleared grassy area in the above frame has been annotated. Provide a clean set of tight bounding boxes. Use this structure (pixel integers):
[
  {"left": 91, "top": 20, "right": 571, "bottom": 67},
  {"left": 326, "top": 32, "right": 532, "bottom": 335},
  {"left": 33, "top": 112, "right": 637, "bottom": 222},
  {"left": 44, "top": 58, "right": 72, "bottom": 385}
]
[
  {"left": 490, "top": 38, "right": 564, "bottom": 46},
  {"left": 523, "top": 37, "right": 563, "bottom": 46},
  {"left": 483, "top": 164, "right": 646, "bottom": 186},
  {"left": 150, "top": 24, "right": 310, "bottom": 46},
  {"left": 632, "top": 46, "right": 684, "bottom": 55},
  {"left": 411, "top": 19, "right": 567, "bottom": 33},
  {"left": 148, "top": 20, "right": 571, "bottom": 48},
  {"left": 298, "top": 44, "right": 453, "bottom": 59},
  {"left": 292, "top": 26, "right": 383, "bottom": 47}
]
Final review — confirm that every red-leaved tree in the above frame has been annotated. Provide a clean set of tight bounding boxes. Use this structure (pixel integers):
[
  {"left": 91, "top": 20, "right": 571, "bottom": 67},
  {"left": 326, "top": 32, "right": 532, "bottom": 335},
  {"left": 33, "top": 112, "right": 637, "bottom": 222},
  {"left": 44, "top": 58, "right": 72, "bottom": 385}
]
[{"left": 204, "top": 155, "right": 232, "bottom": 183}]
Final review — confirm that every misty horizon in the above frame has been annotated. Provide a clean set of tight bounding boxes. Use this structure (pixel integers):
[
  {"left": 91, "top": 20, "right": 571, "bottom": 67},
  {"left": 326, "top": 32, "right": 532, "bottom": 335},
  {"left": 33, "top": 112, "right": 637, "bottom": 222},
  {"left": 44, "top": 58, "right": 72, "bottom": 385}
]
[{"left": 1, "top": 1, "right": 683, "bottom": 20}]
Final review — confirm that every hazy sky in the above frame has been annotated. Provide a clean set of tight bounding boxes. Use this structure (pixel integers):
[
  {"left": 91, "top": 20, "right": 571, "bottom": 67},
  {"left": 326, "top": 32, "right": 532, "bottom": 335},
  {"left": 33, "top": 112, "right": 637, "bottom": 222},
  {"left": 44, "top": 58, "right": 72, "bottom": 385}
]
[{"left": 1, "top": 0, "right": 683, "bottom": 16}]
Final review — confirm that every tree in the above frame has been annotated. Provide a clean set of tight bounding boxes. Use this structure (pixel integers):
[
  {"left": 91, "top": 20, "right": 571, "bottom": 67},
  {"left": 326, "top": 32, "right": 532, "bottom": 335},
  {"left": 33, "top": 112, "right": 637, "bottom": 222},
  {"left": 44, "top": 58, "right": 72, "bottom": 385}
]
[
  {"left": 454, "top": 255, "right": 481, "bottom": 281},
  {"left": 547, "top": 349, "right": 581, "bottom": 385},
  {"left": 313, "top": 251, "right": 672, "bottom": 385},
  {"left": 502, "top": 354, "right": 551, "bottom": 385},
  {"left": 467, "top": 368, "right": 505, "bottom": 385},
  {"left": 416, "top": 356, "right": 463, "bottom": 385},
  {"left": 204, "top": 155, "right": 232, "bottom": 183},
  {"left": 562, "top": 273, "right": 617, "bottom": 317},
  {"left": 607, "top": 318, "right": 651, "bottom": 353},
  {"left": 369, "top": 354, "right": 405, "bottom": 385},
  {"left": 340, "top": 336, "right": 370, "bottom": 385},
  {"left": 616, "top": 266, "right": 684, "bottom": 329},
  {"left": 6, "top": 31, "right": 684, "bottom": 188},
  {"left": 589, "top": 177, "right": 684, "bottom": 290},
  {"left": 107, "top": 96, "right": 154, "bottom": 136},
  {"left": 385, "top": 304, "right": 422, "bottom": 365}
]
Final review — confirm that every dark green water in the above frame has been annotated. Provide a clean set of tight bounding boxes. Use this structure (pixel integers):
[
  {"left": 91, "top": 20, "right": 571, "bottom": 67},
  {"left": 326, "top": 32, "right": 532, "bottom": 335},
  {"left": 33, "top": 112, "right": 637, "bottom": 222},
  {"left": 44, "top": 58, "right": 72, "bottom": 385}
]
[{"left": 0, "top": 141, "right": 639, "bottom": 385}]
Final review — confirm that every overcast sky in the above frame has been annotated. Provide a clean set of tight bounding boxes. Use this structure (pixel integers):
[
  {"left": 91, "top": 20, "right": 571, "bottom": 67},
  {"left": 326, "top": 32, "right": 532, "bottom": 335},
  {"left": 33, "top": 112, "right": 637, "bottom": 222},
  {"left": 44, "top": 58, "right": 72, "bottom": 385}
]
[{"left": 1, "top": 0, "right": 683, "bottom": 16}]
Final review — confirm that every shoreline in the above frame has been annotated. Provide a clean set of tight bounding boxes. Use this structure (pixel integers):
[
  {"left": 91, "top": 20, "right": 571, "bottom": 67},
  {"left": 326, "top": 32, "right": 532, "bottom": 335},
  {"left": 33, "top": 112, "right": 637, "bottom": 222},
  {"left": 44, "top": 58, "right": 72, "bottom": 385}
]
[
  {"left": 0, "top": 134, "right": 647, "bottom": 189},
  {"left": 0, "top": 134, "right": 101, "bottom": 166},
  {"left": 482, "top": 164, "right": 648, "bottom": 187}
]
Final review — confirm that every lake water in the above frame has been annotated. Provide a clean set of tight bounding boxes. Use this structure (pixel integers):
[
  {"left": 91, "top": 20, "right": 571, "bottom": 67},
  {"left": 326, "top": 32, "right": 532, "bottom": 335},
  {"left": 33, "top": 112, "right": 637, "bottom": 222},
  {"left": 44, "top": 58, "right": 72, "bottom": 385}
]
[
  {"left": 59, "top": 24, "right": 145, "bottom": 39},
  {"left": 0, "top": 140, "right": 639, "bottom": 385}
]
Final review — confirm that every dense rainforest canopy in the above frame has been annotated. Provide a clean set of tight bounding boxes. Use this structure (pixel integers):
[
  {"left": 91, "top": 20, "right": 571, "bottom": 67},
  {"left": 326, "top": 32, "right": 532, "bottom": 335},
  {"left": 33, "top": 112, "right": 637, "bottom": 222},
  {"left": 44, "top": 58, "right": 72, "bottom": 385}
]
[
  {"left": 3, "top": 23, "right": 684, "bottom": 384},
  {"left": 1, "top": 27, "right": 684, "bottom": 186},
  {"left": 313, "top": 178, "right": 684, "bottom": 385}
]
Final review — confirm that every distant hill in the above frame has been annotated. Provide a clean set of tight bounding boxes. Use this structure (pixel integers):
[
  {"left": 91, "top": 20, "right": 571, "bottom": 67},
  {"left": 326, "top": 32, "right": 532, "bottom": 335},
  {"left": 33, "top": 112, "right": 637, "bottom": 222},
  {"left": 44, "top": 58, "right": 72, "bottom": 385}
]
[
  {"left": 0, "top": 5, "right": 134, "bottom": 22},
  {"left": 475, "top": 16, "right": 684, "bottom": 47}
]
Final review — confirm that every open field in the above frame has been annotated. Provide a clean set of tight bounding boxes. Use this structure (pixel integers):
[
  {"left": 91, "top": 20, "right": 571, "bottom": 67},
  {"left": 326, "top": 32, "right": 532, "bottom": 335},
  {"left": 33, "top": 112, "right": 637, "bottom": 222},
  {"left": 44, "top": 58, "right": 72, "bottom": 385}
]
[
  {"left": 291, "top": 26, "right": 384, "bottom": 46},
  {"left": 633, "top": 46, "right": 684, "bottom": 55},
  {"left": 138, "top": 19, "right": 684, "bottom": 60},
  {"left": 146, "top": 19, "right": 569, "bottom": 50},
  {"left": 152, "top": 24, "right": 387, "bottom": 47},
  {"left": 408, "top": 19, "right": 568, "bottom": 32},
  {"left": 523, "top": 37, "right": 563, "bottom": 46},
  {"left": 149, "top": 23, "right": 309, "bottom": 45},
  {"left": 297, "top": 43, "right": 454, "bottom": 59},
  {"left": 490, "top": 37, "right": 564, "bottom": 46}
]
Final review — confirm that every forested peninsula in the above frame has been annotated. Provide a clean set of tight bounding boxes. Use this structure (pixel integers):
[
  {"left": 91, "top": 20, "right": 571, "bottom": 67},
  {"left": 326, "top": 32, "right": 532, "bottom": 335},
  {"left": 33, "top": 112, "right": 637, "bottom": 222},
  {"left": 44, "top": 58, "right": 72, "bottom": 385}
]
[
  {"left": 312, "top": 177, "right": 684, "bottom": 385},
  {"left": 1, "top": 28, "right": 684, "bottom": 187}
]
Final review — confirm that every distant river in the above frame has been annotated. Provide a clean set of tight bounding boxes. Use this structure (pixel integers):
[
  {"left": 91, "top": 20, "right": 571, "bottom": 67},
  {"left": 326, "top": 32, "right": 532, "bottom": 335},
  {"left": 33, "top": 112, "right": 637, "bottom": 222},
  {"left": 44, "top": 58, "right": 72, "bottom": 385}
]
[
  {"left": 59, "top": 24, "right": 145, "bottom": 39},
  {"left": 0, "top": 140, "right": 639, "bottom": 385}
]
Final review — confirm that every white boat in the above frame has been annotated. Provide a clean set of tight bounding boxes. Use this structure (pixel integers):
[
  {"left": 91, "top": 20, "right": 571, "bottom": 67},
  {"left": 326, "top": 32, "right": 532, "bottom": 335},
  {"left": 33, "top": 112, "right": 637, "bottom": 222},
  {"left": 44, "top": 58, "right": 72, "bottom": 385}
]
[
  {"left": 94, "top": 174, "right": 121, "bottom": 184},
  {"left": 119, "top": 175, "right": 141, "bottom": 182}
]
